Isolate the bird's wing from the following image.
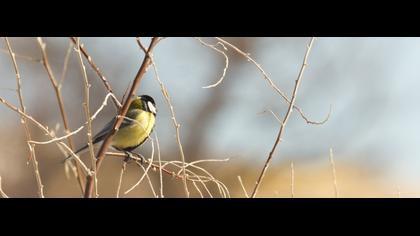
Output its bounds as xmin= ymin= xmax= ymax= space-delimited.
xmin=92 ymin=116 xmax=134 ymax=143
xmin=63 ymin=116 xmax=134 ymax=162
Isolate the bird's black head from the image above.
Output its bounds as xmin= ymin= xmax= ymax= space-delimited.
xmin=139 ymin=95 xmax=157 ymax=115
xmin=140 ymin=95 xmax=155 ymax=106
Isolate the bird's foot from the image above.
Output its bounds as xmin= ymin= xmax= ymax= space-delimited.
xmin=124 ymin=151 xmax=146 ymax=165
xmin=124 ymin=151 xmax=134 ymax=163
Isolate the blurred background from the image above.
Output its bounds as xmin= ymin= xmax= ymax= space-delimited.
xmin=0 ymin=37 xmax=419 ymax=197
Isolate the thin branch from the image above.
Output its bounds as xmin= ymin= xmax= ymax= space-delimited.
xmin=83 ymin=37 xmax=160 ymax=198
xmin=58 ymin=40 xmax=74 ymax=88
xmin=106 ymin=152 xmax=183 ymax=180
xmin=69 ymin=37 xmax=120 ymax=109
xmin=0 ymin=48 xmax=41 ymax=62
xmin=124 ymin=139 xmax=155 ymax=195
xmin=148 ymin=51 xmax=190 ymax=197
xmin=195 ymin=37 xmax=229 ymax=88
xmin=106 ymin=151 xmax=228 ymax=197
xmin=4 ymin=37 xmax=44 ymax=198
xmin=116 ymin=160 xmax=127 ymax=198
xmin=75 ymin=37 xmax=98 ymax=198
xmin=0 ymin=97 xmax=92 ymax=176
xmin=136 ymin=37 xmax=148 ymax=53
xmin=136 ymin=37 xmax=189 ymax=197
xmin=173 ymin=159 xmax=229 ymax=198
xmin=0 ymin=48 xmax=42 ymax=63
xmin=135 ymin=160 xmax=158 ymax=198
xmin=329 ymin=148 xmax=339 ymax=198
xmin=138 ymin=37 xmax=190 ymax=196
xmin=155 ymin=132 xmax=164 ymax=198
xmin=251 ymin=37 xmax=316 ymax=198
xmin=192 ymin=181 xmax=204 ymax=198
xmin=259 ymin=109 xmax=284 ymax=125
xmin=29 ymin=126 xmax=84 ymax=145
xmin=36 ymin=38 xmax=75 ymax=150
xmin=28 ymin=92 xmax=119 ymax=145
xmin=291 ymin=162 xmax=295 ymax=198
xmin=214 ymin=37 xmax=330 ymax=125
xmin=237 ymin=176 xmax=249 ymax=198
xmin=0 ymin=176 xmax=9 ymax=198
xmin=36 ymin=37 xmax=86 ymax=194
xmin=61 ymin=143 xmax=93 ymax=175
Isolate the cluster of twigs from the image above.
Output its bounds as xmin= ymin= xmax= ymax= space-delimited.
xmin=196 ymin=37 xmax=332 ymax=197
xmin=0 ymin=37 xmax=332 ymax=198
xmin=0 ymin=37 xmax=229 ymax=198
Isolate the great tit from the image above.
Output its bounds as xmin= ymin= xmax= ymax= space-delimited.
xmin=64 ymin=95 xmax=156 ymax=162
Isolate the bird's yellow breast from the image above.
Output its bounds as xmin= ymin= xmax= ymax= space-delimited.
xmin=111 ymin=110 xmax=155 ymax=150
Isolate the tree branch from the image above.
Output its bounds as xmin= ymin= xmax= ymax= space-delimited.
xmin=4 ymin=37 xmax=44 ymax=198
xmin=250 ymin=37 xmax=316 ymax=198
xmin=83 ymin=37 xmax=160 ymax=198
xmin=69 ymin=37 xmax=120 ymax=109
xmin=36 ymin=37 xmax=86 ymax=194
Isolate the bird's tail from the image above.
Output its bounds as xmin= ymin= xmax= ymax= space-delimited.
xmin=62 ymin=144 xmax=91 ymax=163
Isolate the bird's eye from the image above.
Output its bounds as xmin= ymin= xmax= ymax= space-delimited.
xmin=147 ymin=101 xmax=157 ymax=114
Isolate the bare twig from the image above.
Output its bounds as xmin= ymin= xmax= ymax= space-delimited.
xmin=136 ymin=37 xmax=148 ymax=54
xmin=124 ymin=139 xmax=155 ymax=195
xmin=69 ymin=37 xmax=120 ymax=109
xmin=29 ymin=126 xmax=84 ymax=145
xmin=291 ymin=162 xmax=295 ymax=198
xmin=0 ymin=48 xmax=41 ymax=62
xmin=84 ymin=37 xmax=160 ymax=198
xmin=75 ymin=37 xmax=98 ymax=197
xmin=237 ymin=176 xmax=249 ymax=198
xmin=0 ymin=97 xmax=92 ymax=175
xmin=155 ymin=133 xmax=164 ymax=198
xmin=259 ymin=109 xmax=284 ymax=125
xmin=36 ymin=37 xmax=86 ymax=193
xmin=251 ymin=37 xmax=316 ymax=198
xmin=29 ymin=92 xmax=119 ymax=145
xmin=135 ymin=160 xmax=158 ymax=198
xmin=36 ymin=38 xmax=75 ymax=150
xmin=195 ymin=37 xmax=229 ymax=88
xmin=91 ymin=92 xmax=122 ymax=118
xmin=106 ymin=152 xmax=183 ymax=180
xmin=58 ymin=41 xmax=74 ymax=88
xmin=147 ymin=45 xmax=190 ymax=197
xmin=106 ymin=151 xmax=228 ymax=197
xmin=214 ymin=37 xmax=330 ymax=125
xmin=192 ymin=181 xmax=204 ymax=198
xmin=0 ymin=176 xmax=9 ymax=198
xmin=329 ymin=148 xmax=339 ymax=198
xmin=173 ymin=159 xmax=229 ymax=197
xmin=4 ymin=37 xmax=44 ymax=198
xmin=116 ymin=161 xmax=127 ymax=198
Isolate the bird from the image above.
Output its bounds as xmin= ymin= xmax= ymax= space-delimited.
xmin=64 ymin=94 xmax=156 ymax=162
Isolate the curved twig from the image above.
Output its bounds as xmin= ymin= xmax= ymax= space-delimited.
xmin=251 ymin=37 xmax=316 ymax=198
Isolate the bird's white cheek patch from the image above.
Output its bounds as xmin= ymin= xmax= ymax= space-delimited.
xmin=148 ymin=101 xmax=157 ymax=114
